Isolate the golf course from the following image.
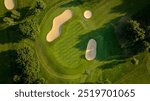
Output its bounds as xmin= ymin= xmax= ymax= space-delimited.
xmin=0 ymin=0 xmax=150 ymax=84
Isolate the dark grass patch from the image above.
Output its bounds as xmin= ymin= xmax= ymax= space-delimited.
xmin=0 ymin=50 xmax=17 ymax=84
xmin=0 ymin=25 xmax=23 ymax=44
xmin=75 ymin=18 xmax=123 ymax=61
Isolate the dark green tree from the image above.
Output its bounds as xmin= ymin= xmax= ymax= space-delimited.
xmin=30 ymin=0 xmax=46 ymax=14
xmin=19 ymin=19 xmax=40 ymax=40
xmin=128 ymin=20 xmax=145 ymax=41
xmin=13 ymin=75 xmax=21 ymax=83
xmin=3 ymin=17 xmax=15 ymax=25
xmin=34 ymin=0 xmax=46 ymax=10
xmin=16 ymin=46 xmax=40 ymax=84
xmin=11 ymin=10 xmax=21 ymax=20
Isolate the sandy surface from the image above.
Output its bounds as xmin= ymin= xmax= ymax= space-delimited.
xmin=4 ymin=0 xmax=14 ymax=10
xmin=85 ymin=39 xmax=97 ymax=61
xmin=84 ymin=10 xmax=92 ymax=19
xmin=46 ymin=9 xmax=73 ymax=42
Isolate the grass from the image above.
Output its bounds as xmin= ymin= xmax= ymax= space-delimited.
xmin=36 ymin=0 xmax=150 ymax=83
xmin=0 ymin=0 xmax=150 ymax=83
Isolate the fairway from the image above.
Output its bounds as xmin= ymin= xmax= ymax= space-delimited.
xmin=0 ymin=0 xmax=150 ymax=84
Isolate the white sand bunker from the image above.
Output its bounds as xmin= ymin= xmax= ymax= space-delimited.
xmin=85 ymin=39 xmax=97 ymax=61
xmin=4 ymin=0 xmax=15 ymax=10
xmin=46 ymin=9 xmax=73 ymax=42
xmin=84 ymin=10 xmax=92 ymax=19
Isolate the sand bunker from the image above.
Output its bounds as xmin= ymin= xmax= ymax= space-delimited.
xmin=46 ymin=9 xmax=73 ymax=42
xmin=4 ymin=0 xmax=15 ymax=10
xmin=85 ymin=39 xmax=97 ymax=61
xmin=84 ymin=10 xmax=92 ymax=19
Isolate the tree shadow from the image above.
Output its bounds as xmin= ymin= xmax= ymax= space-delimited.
xmin=113 ymin=4 xmax=150 ymax=56
xmin=96 ymin=0 xmax=150 ymax=70
xmin=60 ymin=0 xmax=84 ymax=7
xmin=0 ymin=7 xmax=31 ymax=22
xmin=99 ymin=60 xmax=126 ymax=70
xmin=110 ymin=0 xmax=150 ymax=15
xmin=16 ymin=7 xmax=32 ymax=20
xmin=60 ymin=0 xmax=101 ymax=7
xmin=0 ymin=25 xmax=23 ymax=44
xmin=0 ymin=50 xmax=17 ymax=84
xmin=74 ymin=17 xmax=126 ymax=61
xmin=131 ymin=4 xmax=150 ymax=27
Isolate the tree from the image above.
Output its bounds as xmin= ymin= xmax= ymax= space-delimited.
xmin=19 ymin=19 xmax=40 ymax=40
xmin=115 ymin=17 xmax=149 ymax=55
xmin=35 ymin=78 xmax=46 ymax=84
xmin=13 ymin=75 xmax=21 ymax=83
xmin=142 ymin=41 xmax=150 ymax=52
xmin=16 ymin=46 xmax=40 ymax=84
xmin=11 ymin=10 xmax=21 ymax=20
xmin=123 ymin=20 xmax=146 ymax=44
xmin=30 ymin=0 xmax=46 ymax=15
xmin=128 ymin=20 xmax=145 ymax=41
xmin=3 ymin=17 xmax=15 ymax=25
xmin=34 ymin=0 xmax=46 ymax=10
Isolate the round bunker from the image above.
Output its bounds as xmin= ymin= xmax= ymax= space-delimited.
xmin=84 ymin=10 xmax=92 ymax=19
xmin=46 ymin=9 xmax=73 ymax=42
xmin=85 ymin=39 xmax=97 ymax=61
xmin=4 ymin=0 xmax=15 ymax=10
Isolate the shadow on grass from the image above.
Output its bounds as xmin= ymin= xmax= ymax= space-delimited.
xmin=75 ymin=17 xmax=126 ymax=61
xmin=60 ymin=0 xmax=101 ymax=7
xmin=0 ymin=7 xmax=31 ymax=21
xmin=131 ymin=4 xmax=150 ymax=27
xmin=0 ymin=25 xmax=23 ymax=44
xmin=0 ymin=50 xmax=17 ymax=84
xmin=110 ymin=0 xmax=150 ymax=15
xmin=0 ymin=7 xmax=34 ymax=44
xmin=99 ymin=60 xmax=126 ymax=70
xmin=60 ymin=0 xmax=84 ymax=7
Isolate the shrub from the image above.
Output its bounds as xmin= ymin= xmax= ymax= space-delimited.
xmin=3 ymin=17 xmax=15 ymax=25
xmin=11 ymin=10 xmax=21 ymax=20
xmin=19 ymin=19 xmax=40 ymax=40
xmin=16 ymin=45 xmax=40 ymax=84
xmin=13 ymin=75 xmax=21 ymax=83
xmin=35 ymin=78 xmax=46 ymax=84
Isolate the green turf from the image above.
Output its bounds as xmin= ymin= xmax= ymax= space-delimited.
xmin=35 ymin=0 xmax=150 ymax=84
xmin=0 ymin=0 xmax=150 ymax=84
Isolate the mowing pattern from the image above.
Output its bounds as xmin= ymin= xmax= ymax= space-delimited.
xmin=0 ymin=0 xmax=150 ymax=84
xmin=36 ymin=0 xmax=150 ymax=83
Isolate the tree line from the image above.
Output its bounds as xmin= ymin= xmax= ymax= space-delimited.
xmin=115 ymin=13 xmax=150 ymax=56
xmin=1 ymin=0 xmax=47 ymax=84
